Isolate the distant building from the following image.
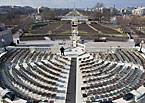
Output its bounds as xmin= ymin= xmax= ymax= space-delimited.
xmin=132 ymin=7 xmax=145 ymax=16
xmin=93 ymin=7 xmax=117 ymax=15
xmin=84 ymin=8 xmax=89 ymax=11
xmin=101 ymin=8 xmax=110 ymax=13
xmin=61 ymin=10 xmax=88 ymax=21
xmin=33 ymin=7 xmax=43 ymax=22
xmin=120 ymin=7 xmax=135 ymax=15
xmin=0 ymin=11 xmax=8 ymax=15
xmin=109 ymin=7 xmax=118 ymax=15
xmin=35 ymin=14 xmax=42 ymax=21
xmin=111 ymin=13 xmax=123 ymax=22
xmin=0 ymin=23 xmax=13 ymax=47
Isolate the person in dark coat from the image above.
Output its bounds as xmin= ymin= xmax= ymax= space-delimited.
xmin=17 ymin=40 xmax=19 ymax=44
xmin=60 ymin=46 xmax=65 ymax=56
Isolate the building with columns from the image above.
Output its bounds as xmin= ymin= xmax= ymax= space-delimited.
xmin=132 ymin=7 xmax=145 ymax=16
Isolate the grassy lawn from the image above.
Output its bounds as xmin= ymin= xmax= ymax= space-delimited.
xmin=44 ymin=21 xmax=64 ymax=24
xmin=103 ymin=33 xmax=128 ymax=37
xmin=24 ymin=32 xmax=128 ymax=37
xmin=47 ymin=31 xmax=52 ymax=34
xmin=99 ymin=23 xmax=122 ymax=33
xmin=99 ymin=22 xmax=114 ymax=25
xmin=60 ymin=31 xmax=71 ymax=34
xmin=26 ymin=22 xmax=128 ymax=37
xmin=87 ymin=24 xmax=103 ymax=35
xmin=142 ymin=26 xmax=145 ymax=33
xmin=79 ymin=31 xmax=88 ymax=34
xmin=28 ymin=22 xmax=65 ymax=32
xmin=39 ymin=21 xmax=65 ymax=24
xmin=60 ymin=31 xmax=88 ymax=34
xmin=24 ymin=33 xmax=49 ymax=36
xmin=28 ymin=24 xmax=36 ymax=32
xmin=135 ymin=26 xmax=145 ymax=33
xmin=114 ymin=28 xmax=122 ymax=33
xmin=6 ymin=25 xmax=18 ymax=27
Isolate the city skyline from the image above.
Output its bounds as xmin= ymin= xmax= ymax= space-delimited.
xmin=0 ymin=0 xmax=145 ymax=8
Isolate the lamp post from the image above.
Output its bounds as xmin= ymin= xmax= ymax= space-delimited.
xmin=139 ymin=40 xmax=144 ymax=53
xmin=1 ymin=39 xmax=7 ymax=51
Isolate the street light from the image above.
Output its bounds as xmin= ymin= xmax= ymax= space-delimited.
xmin=1 ymin=39 xmax=7 ymax=51
xmin=139 ymin=40 xmax=144 ymax=53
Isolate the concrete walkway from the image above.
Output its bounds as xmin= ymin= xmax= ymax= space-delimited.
xmin=66 ymin=58 xmax=77 ymax=103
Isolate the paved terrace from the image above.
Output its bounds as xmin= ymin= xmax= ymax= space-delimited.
xmin=16 ymin=39 xmax=145 ymax=48
xmin=13 ymin=40 xmax=145 ymax=54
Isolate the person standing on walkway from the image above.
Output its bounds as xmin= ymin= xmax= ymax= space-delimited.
xmin=60 ymin=46 xmax=65 ymax=56
xmin=17 ymin=40 xmax=20 ymax=44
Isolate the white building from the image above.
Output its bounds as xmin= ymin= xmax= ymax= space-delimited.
xmin=132 ymin=7 xmax=145 ymax=16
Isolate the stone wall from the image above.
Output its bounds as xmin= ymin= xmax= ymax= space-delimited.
xmin=0 ymin=30 xmax=13 ymax=47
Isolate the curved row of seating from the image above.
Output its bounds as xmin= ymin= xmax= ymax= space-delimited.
xmin=80 ymin=60 xmax=105 ymax=70
xmin=0 ymin=48 xmax=71 ymax=102
xmin=103 ymin=50 xmax=145 ymax=67
xmin=7 ymin=48 xmax=52 ymax=64
xmin=79 ymin=51 xmax=145 ymax=103
xmin=83 ymin=64 xmax=123 ymax=83
xmin=4 ymin=66 xmax=50 ymax=102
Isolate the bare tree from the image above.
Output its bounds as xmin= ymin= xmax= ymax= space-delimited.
xmin=93 ymin=2 xmax=104 ymax=9
xmin=90 ymin=11 xmax=103 ymax=22
xmin=90 ymin=3 xmax=108 ymax=22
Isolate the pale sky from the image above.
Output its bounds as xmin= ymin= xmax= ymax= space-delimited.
xmin=0 ymin=0 xmax=145 ymax=8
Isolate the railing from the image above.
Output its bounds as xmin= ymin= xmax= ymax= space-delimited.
xmin=0 ymin=23 xmax=5 ymax=28
xmin=86 ymin=47 xmax=139 ymax=53
xmin=0 ymin=29 xmax=11 ymax=35
xmin=0 ymin=46 xmax=141 ymax=54
xmin=136 ymin=93 xmax=145 ymax=103
xmin=7 ymin=46 xmax=59 ymax=53
xmin=77 ymin=43 xmax=85 ymax=49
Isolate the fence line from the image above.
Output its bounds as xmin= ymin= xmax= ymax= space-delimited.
xmin=86 ymin=47 xmax=139 ymax=53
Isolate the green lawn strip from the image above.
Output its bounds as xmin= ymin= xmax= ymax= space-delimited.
xmin=135 ymin=26 xmax=145 ymax=33
xmin=135 ymin=26 xmax=140 ymax=31
xmin=103 ymin=33 xmax=128 ymax=37
xmin=79 ymin=31 xmax=88 ymax=34
xmin=24 ymin=33 xmax=49 ymax=36
xmin=114 ymin=28 xmax=123 ymax=33
xmin=47 ymin=31 xmax=52 ymax=34
xmin=28 ymin=24 xmax=37 ymax=32
xmin=60 ymin=31 xmax=88 ymax=34
xmin=29 ymin=22 xmax=64 ymax=32
xmin=6 ymin=25 xmax=18 ymax=27
xmin=141 ymin=31 xmax=145 ymax=34
xmin=40 ymin=21 xmax=64 ymax=24
xmin=142 ymin=26 xmax=145 ymax=29
xmin=50 ymin=21 xmax=64 ymax=24
xmin=99 ymin=22 xmax=113 ymax=25
xmin=34 ymin=21 xmax=64 ymax=24
xmin=60 ymin=31 xmax=71 ymax=34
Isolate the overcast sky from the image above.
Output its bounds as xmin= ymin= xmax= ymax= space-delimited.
xmin=0 ymin=0 xmax=145 ymax=8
